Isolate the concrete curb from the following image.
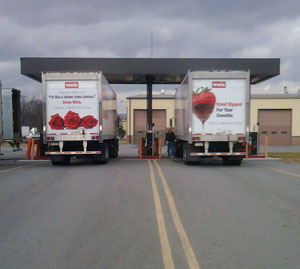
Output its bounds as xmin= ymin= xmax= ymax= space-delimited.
xmin=244 ymin=158 xmax=280 ymax=161
xmin=17 ymin=160 xmax=50 ymax=162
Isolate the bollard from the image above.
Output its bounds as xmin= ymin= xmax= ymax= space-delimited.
xmin=36 ymin=141 xmax=40 ymax=159
xmin=26 ymin=138 xmax=33 ymax=160
xmin=158 ymin=138 xmax=162 ymax=159
xmin=26 ymin=138 xmax=42 ymax=160
xmin=245 ymin=143 xmax=249 ymax=158
xmin=139 ymin=137 xmax=143 ymax=159
xmin=264 ymin=136 xmax=268 ymax=158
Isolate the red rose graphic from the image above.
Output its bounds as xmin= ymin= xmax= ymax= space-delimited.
xmin=80 ymin=115 xmax=98 ymax=129
xmin=48 ymin=113 xmax=64 ymax=129
xmin=64 ymin=111 xmax=81 ymax=129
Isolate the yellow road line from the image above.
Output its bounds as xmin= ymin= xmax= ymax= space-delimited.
xmin=0 ymin=162 xmax=43 ymax=173
xmin=262 ymin=166 xmax=300 ymax=178
xmin=154 ymin=160 xmax=200 ymax=269
xmin=148 ymin=160 xmax=174 ymax=269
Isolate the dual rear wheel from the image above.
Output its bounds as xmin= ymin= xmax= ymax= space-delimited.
xmin=92 ymin=143 xmax=109 ymax=164
xmin=182 ymin=143 xmax=243 ymax=166
xmin=50 ymin=155 xmax=70 ymax=165
xmin=50 ymin=142 xmax=112 ymax=165
xmin=222 ymin=157 xmax=242 ymax=166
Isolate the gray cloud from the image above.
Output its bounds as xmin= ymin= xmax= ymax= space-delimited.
xmin=1 ymin=0 xmax=300 ymax=112
xmin=2 ymin=0 xmax=299 ymax=28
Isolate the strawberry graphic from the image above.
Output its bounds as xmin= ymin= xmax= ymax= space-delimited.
xmin=192 ymin=87 xmax=216 ymax=129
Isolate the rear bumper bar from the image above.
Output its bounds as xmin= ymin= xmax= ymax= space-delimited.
xmin=46 ymin=151 xmax=101 ymax=155
xmin=190 ymin=152 xmax=246 ymax=156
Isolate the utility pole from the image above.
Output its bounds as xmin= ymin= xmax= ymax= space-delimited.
xmin=150 ymin=32 xmax=153 ymax=58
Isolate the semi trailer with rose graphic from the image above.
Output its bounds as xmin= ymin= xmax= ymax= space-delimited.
xmin=174 ymin=70 xmax=250 ymax=165
xmin=42 ymin=72 xmax=119 ymax=165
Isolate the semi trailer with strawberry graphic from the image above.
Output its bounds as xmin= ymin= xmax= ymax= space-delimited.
xmin=174 ymin=70 xmax=250 ymax=165
xmin=42 ymin=72 xmax=119 ymax=165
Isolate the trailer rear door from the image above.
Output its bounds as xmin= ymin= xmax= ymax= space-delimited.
xmin=192 ymin=78 xmax=247 ymax=135
xmin=46 ymin=80 xmax=99 ymax=136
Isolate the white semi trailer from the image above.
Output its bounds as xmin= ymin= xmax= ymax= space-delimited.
xmin=42 ymin=72 xmax=119 ymax=165
xmin=174 ymin=70 xmax=250 ymax=165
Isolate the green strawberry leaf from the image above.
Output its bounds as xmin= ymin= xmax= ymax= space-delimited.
xmin=201 ymin=87 xmax=212 ymax=93
xmin=193 ymin=87 xmax=212 ymax=94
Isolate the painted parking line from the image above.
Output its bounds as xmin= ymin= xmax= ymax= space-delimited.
xmin=0 ymin=162 xmax=43 ymax=174
xmin=154 ymin=160 xmax=200 ymax=269
xmin=262 ymin=166 xmax=300 ymax=178
xmin=148 ymin=160 xmax=174 ymax=269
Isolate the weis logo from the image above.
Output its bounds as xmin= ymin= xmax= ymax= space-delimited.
xmin=212 ymin=81 xmax=226 ymax=88
xmin=65 ymin=82 xmax=79 ymax=88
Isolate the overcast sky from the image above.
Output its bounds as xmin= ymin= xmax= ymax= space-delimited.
xmin=1 ymin=0 xmax=300 ymax=113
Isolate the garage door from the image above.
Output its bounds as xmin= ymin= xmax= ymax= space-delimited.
xmin=152 ymin=110 xmax=166 ymax=130
xmin=134 ymin=110 xmax=147 ymax=131
xmin=134 ymin=109 xmax=166 ymax=131
xmin=258 ymin=109 xmax=292 ymax=145
xmin=134 ymin=109 xmax=166 ymax=144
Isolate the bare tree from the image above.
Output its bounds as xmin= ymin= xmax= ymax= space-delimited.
xmin=21 ymin=96 xmax=43 ymax=131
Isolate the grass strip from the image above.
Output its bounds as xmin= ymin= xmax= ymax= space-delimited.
xmin=268 ymin=152 xmax=300 ymax=163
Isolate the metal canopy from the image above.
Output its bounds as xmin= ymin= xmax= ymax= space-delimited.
xmin=20 ymin=57 xmax=280 ymax=153
xmin=20 ymin=57 xmax=280 ymax=85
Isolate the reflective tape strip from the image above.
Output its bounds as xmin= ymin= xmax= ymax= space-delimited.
xmin=46 ymin=151 xmax=101 ymax=155
xmin=190 ymin=152 xmax=246 ymax=156
xmin=45 ymin=152 xmax=60 ymax=155
xmin=86 ymin=151 xmax=101 ymax=154
xmin=192 ymin=133 xmax=245 ymax=136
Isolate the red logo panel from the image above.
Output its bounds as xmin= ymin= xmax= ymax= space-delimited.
xmin=65 ymin=82 xmax=79 ymax=88
xmin=212 ymin=81 xmax=226 ymax=88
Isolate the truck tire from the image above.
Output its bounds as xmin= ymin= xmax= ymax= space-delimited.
xmin=183 ymin=143 xmax=192 ymax=165
xmin=51 ymin=156 xmax=61 ymax=165
xmin=49 ymin=146 xmax=70 ymax=165
xmin=112 ymin=146 xmax=119 ymax=158
xmin=93 ymin=143 xmax=109 ymax=164
xmin=222 ymin=157 xmax=242 ymax=166
xmin=50 ymin=155 xmax=70 ymax=165
xmin=39 ymin=132 xmax=47 ymax=157
xmin=222 ymin=157 xmax=229 ymax=165
xmin=175 ymin=141 xmax=183 ymax=158
xmin=109 ymin=140 xmax=119 ymax=158
xmin=230 ymin=160 xmax=242 ymax=166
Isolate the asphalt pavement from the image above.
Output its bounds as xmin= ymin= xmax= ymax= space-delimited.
xmin=0 ymin=145 xmax=300 ymax=268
